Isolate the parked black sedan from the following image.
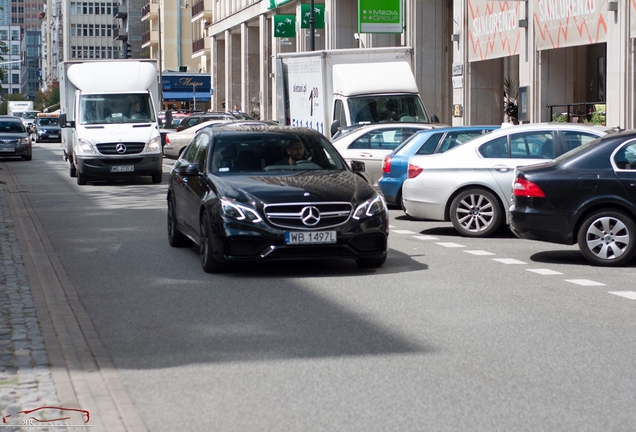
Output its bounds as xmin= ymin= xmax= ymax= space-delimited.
xmin=167 ymin=125 xmax=389 ymax=273
xmin=509 ymin=129 xmax=636 ymax=267
xmin=0 ymin=115 xmax=32 ymax=160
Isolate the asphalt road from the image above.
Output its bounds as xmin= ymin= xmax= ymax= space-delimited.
xmin=4 ymin=143 xmax=636 ymax=431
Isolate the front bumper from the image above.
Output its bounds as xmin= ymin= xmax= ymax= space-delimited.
xmin=76 ymin=154 xmax=163 ymax=177
xmin=213 ymin=213 xmax=389 ymax=263
xmin=0 ymin=142 xmax=32 ymax=157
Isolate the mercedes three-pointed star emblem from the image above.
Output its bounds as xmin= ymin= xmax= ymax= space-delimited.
xmin=300 ymin=206 xmax=321 ymax=226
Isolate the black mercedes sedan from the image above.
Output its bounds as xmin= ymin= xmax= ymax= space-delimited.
xmin=167 ymin=125 xmax=389 ymax=273
xmin=509 ymin=129 xmax=636 ymax=267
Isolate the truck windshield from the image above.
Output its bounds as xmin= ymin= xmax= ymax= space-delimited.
xmin=79 ymin=94 xmax=156 ymax=125
xmin=348 ymin=95 xmax=429 ymax=124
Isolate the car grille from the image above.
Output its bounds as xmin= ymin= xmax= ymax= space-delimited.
xmin=95 ymin=142 xmax=146 ymax=155
xmin=263 ymin=202 xmax=352 ymax=229
xmin=0 ymin=139 xmax=19 ymax=145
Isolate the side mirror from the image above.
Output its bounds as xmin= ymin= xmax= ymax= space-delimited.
xmin=330 ymin=120 xmax=340 ymax=137
xmin=350 ymin=160 xmax=365 ymax=173
xmin=430 ymin=114 xmax=440 ymax=124
xmin=58 ymin=113 xmax=66 ymax=127
xmin=184 ymin=163 xmax=201 ymax=176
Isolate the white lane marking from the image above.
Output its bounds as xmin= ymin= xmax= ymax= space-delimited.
xmin=464 ymin=250 xmax=495 ymax=256
xmin=609 ymin=291 xmax=636 ymax=300
xmin=526 ymin=269 xmax=564 ymax=275
xmin=413 ymin=235 xmax=439 ymax=241
xmin=393 ymin=230 xmax=417 ymax=235
xmin=492 ymin=258 xmax=527 ymax=264
xmin=565 ymin=279 xmax=606 ymax=286
xmin=436 ymin=242 xmax=466 ymax=248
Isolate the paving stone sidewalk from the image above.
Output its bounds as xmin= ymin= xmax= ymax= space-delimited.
xmin=0 ymin=182 xmax=63 ymax=431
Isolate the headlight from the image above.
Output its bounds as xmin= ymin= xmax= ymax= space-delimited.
xmin=353 ymin=194 xmax=387 ymax=220
xmin=221 ymin=198 xmax=262 ymax=223
xmin=145 ymin=136 xmax=161 ymax=152
xmin=19 ymin=137 xmax=31 ymax=145
xmin=77 ymin=138 xmax=96 ymax=154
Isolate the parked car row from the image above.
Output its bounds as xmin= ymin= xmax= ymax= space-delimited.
xmin=164 ymin=119 xmax=636 ymax=271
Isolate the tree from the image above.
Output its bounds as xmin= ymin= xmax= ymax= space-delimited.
xmin=35 ymin=82 xmax=60 ymax=111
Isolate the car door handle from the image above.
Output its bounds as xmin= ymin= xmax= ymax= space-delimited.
xmin=358 ymin=152 xmax=373 ymax=157
xmin=493 ymin=165 xmax=512 ymax=172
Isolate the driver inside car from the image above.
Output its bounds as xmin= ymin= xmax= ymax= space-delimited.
xmin=275 ymin=140 xmax=306 ymax=165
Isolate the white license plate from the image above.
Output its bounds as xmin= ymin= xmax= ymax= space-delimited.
xmin=50 ymin=135 xmax=59 ymax=138
xmin=110 ymin=165 xmax=134 ymax=172
xmin=285 ymin=231 xmax=337 ymax=245
xmin=0 ymin=147 xmax=15 ymax=153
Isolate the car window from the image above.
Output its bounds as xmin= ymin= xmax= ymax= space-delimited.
xmin=562 ymin=131 xmax=600 ymax=152
xmin=613 ymin=142 xmax=636 ymax=170
xmin=509 ymin=132 xmax=554 ymax=159
xmin=181 ymin=135 xmax=200 ymax=162
xmin=351 ymin=128 xmax=405 ymax=150
xmin=414 ymin=133 xmax=443 ymax=155
xmin=480 ymin=136 xmax=509 ymax=158
xmin=211 ymin=132 xmax=346 ymax=174
xmin=193 ymin=133 xmax=210 ymax=169
xmin=438 ymin=131 xmax=486 ymax=153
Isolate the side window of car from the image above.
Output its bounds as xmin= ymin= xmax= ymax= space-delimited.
xmin=350 ymin=133 xmax=371 ymax=149
xmin=562 ymin=131 xmax=600 ymax=152
xmin=181 ymin=135 xmax=200 ymax=162
xmin=372 ymin=128 xmax=404 ymax=150
xmin=193 ymin=133 xmax=210 ymax=170
xmin=439 ymin=131 xmax=482 ymax=153
xmin=613 ymin=143 xmax=636 ymax=170
xmin=479 ymin=136 xmax=509 ymax=158
xmin=509 ymin=132 xmax=554 ymax=159
xmin=415 ymin=133 xmax=443 ymax=155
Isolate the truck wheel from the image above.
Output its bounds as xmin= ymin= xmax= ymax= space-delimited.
xmin=77 ymin=171 xmax=87 ymax=185
xmin=151 ymin=172 xmax=162 ymax=184
xmin=69 ymin=162 xmax=77 ymax=178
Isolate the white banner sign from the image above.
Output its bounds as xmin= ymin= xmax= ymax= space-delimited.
xmin=468 ymin=0 xmax=522 ymax=62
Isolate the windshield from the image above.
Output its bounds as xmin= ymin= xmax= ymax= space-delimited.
xmin=79 ymin=94 xmax=156 ymax=125
xmin=21 ymin=111 xmax=39 ymax=119
xmin=210 ymin=131 xmax=347 ymax=174
xmin=347 ymin=95 xmax=429 ymax=124
xmin=36 ymin=118 xmax=59 ymax=126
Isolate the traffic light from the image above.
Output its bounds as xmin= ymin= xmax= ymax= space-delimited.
xmin=122 ymin=42 xmax=131 ymax=59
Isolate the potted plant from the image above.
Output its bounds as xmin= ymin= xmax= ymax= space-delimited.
xmin=503 ymin=78 xmax=518 ymax=124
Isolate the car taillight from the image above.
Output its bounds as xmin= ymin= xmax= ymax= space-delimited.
xmin=407 ymin=164 xmax=423 ymax=179
xmin=382 ymin=156 xmax=392 ymax=173
xmin=513 ymin=177 xmax=545 ymax=198
xmin=165 ymin=135 xmax=171 ymax=144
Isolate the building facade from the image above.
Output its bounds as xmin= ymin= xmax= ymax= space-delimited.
xmin=208 ymin=0 xmax=635 ymax=130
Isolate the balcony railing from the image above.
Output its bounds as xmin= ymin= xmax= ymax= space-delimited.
xmin=113 ymin=27 xmax=128 ymax=41
xmin=546 ymin=102 xmax=606 ymax=124
xmin=192 ymin=0 xmax=205 ymax=17
xmin=192 ymin=37 xmax=204 ymax=53
xmin=113 ymin=6 xmax=127 ymax=19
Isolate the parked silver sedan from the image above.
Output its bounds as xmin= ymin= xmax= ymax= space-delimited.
xmin=402 ymin=123 xmax=613 ymax=237
xmin=331 ymin=122 xmax=446 ymax=186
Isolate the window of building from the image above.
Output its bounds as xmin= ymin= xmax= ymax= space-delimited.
xmin=11 ymin=30 xmax=19 ymax=41
xmin=12 ymin=73 xmax=19 ymax=84
xmin=71 ymin=2 xmax=77 ymax=14
xmin=71 ymin=24 xmax=77 ymax=36
xmin=88 ymin=24 xmax=94 ymax=36
xmin=82 ymin=2 xmax=88 ymax=14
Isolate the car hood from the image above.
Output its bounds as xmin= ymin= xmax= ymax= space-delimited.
xmin=211 ymin=170 xmax=377 ymax=205
xmin=0 ymin=133 xmax=29 ymax=140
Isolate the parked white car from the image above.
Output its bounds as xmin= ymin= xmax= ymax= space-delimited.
xmin=402 ymin=123 xmax=613 ymax=237
xmin=163 ymin=119 xmax=234 ymax=159
xmin=331 ymin=122 xmax=445 ymax=186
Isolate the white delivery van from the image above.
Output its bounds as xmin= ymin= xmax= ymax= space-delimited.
xmin=276 ymin=47 xmax=442 ymax=139
xmin=58 ymin=60 xmax=163 ymax=185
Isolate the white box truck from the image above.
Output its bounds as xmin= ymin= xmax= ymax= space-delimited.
xmin=8 ymin=101 xmax=35 ymax=117
xmin=276 ymin=47 xmax=441 ymax=139
xmin=58 ymin=60 xmax=163 ymax=185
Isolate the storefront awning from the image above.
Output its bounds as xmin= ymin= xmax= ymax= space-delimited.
xmin=162 ymin=91 xmax=211 ymax=102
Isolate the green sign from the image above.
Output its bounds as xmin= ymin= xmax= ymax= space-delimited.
xmin=300 ymin=4 xmax=325 ymax=29
xmin=268 ymin=0 xmax=293 ymax=9
xmin=358 ymin=0 xmax=402 ymax=34
xmin=274 ymin=15 xmax=296 ymax=38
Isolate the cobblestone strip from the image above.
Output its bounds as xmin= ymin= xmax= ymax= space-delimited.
xmin=0 ymin=182 xmax=63 ymax=431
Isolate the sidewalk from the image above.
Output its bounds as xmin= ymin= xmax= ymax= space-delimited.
xmin=0 ymin=162 xmax=147 ymax=431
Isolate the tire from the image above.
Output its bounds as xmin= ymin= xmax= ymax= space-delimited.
xmin=69 ymin=162 xmax=77 ymax=178
xmin=356 ymin=255 xmax=387 ymax=268
xmin=77 ymin=171 xmax=87 ymax=185
xmin=151 ymin=172 xmax=162 ymax=184
xmin=199 ymin=212 xmax=227 ymax=273
xmin=577 ymin=210 xmax=636 ymax=267
xmin=22 ymin=155 xmax=32 ymax=161
xmin=449 ymin=188 xmax=503 ymax=238
xmin=167 ymin=196 xmax=192 ymax=247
